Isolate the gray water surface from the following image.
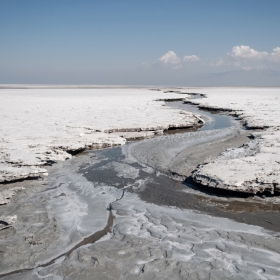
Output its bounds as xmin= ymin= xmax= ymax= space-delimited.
xmin=167 ymin=101 xmax=234 ymax=131
xmin=79 ymin=100 xmax=280 ymax=232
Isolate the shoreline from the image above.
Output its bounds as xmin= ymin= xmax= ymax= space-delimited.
xmin=1 ymin=89 xmax=278 ymax=209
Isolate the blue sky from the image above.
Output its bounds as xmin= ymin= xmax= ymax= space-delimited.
xmin=1 ymin=0 xmax=280 ymax=85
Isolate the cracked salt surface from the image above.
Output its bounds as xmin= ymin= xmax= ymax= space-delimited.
xmin=1 ymin=87 xmax=280 ymax=279
xmin=0 ymin=153 xmax=122 ymax=276
xmin=0 ymin=88 xmax=201 ymax=184
xmin=16 ymin=126 xmax=276 ymax=279
xmin=186 ymin=87 xmax=280 ymax=194
xmin=9 ymin=189 xmax=280 ymax=280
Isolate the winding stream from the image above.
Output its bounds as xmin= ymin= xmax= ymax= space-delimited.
xmin=1 ymin=100 xmax=280 ymax=279
xmin=80 ymin=101 xmax=280 ymax=232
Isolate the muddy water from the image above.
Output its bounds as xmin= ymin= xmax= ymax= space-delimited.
xmin=80 ymin=102 xmax=280 ymax=233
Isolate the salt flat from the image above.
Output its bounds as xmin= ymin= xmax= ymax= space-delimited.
xmin=1 ymin=87 xmax=279 ymax=195
xmin=10 ymin=195 xmax=280 ymax=280
xmin=1 ymin=87 xmax=280 ymax=279
xmin=0 ymin=88 xmax=201 ymax=185
xmin=186 ymin=87 xmax=280 ymax=194
xmin=2 ymin=144 xmax=279 ymax=280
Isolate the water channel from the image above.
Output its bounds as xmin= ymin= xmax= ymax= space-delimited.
xmin=1 ymin=100 xmax=280 ymax=279
xmin=79 ymin=101 xmax=280 ymax=232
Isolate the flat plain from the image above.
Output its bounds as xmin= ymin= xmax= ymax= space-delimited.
xmin=0 ymin=87 xmax=279 ymax=279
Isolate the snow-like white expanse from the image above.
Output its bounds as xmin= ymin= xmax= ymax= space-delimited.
xmin=0 ymin=88 xmax=200 ymax=184
xmin=187 ymin=87 xmax=280 ymax=129
xmin=1 ymin=86 xmax=280 ymax=279
xmin=1 ymin=87 xmax=279 ymax=194
xmin=187 ymin=87 xmax=280 ymax=194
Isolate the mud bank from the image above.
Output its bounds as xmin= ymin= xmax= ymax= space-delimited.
xmin=3 ymin=150 xmax=279 ymax=280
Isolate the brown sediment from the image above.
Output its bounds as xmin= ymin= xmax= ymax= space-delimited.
xmin=163 ymin=124 xmax=204 ymax=134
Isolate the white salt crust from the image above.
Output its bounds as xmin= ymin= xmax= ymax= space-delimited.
xmin=186 ymin=87 xmax=280 ymax=193
xmin=0 ymin=88 xmax=200 ymax=185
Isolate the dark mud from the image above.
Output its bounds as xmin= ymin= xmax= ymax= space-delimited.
xmin=80 ymin=144 xmax=280 ymax=232
xmin=79 ymin=101 xmax=280 ymax=233
xmin=0 ymin=211 xmax=114 ymax=279
xmin=139 ymin=176 xmax=280 ymax=232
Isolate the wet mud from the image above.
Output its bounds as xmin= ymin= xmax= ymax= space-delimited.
xmin=80 ymin=101 xmax=280 ymax=233
xmin=0 ymin=212 xmax=113 ymax=278
xmin=81 ymin=145 xmax=280 ymax=233
xmin=140 ymin=176 xmax=280 ymax=232
xmin=1 ymin=99 xmax=279 ymax=279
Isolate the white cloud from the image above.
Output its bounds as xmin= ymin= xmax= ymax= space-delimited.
xmin=272 ymin=47 xmax=280 ymax=56
xmin=159 ymin=51 xmax=180 ymax=64
xmin=271 ymin=47 xmax=280 ymax=62
xmin=228 ymin=45 xmax=268 ymax=59
xmin=183 ymin=55 xmax=200 ymax=62
xmin=211 ymin=58 xmax=224 ymax=66
xmin=173 ymin=64 xmax=183 ymax=69
xmin=153 ymin=45 xmax=280 ymax=73
xmin=242 ymin=66 xmax=253 ymax=71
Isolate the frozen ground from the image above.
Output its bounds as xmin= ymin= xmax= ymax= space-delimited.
xmin=0 ymin=88 xmax=202 ymax=185
xmin=185 ymin=88 xmax=280 ymax=194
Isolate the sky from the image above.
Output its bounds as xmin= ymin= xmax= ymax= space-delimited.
xmin=1 ymin=0 xmax=280 ymax=86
